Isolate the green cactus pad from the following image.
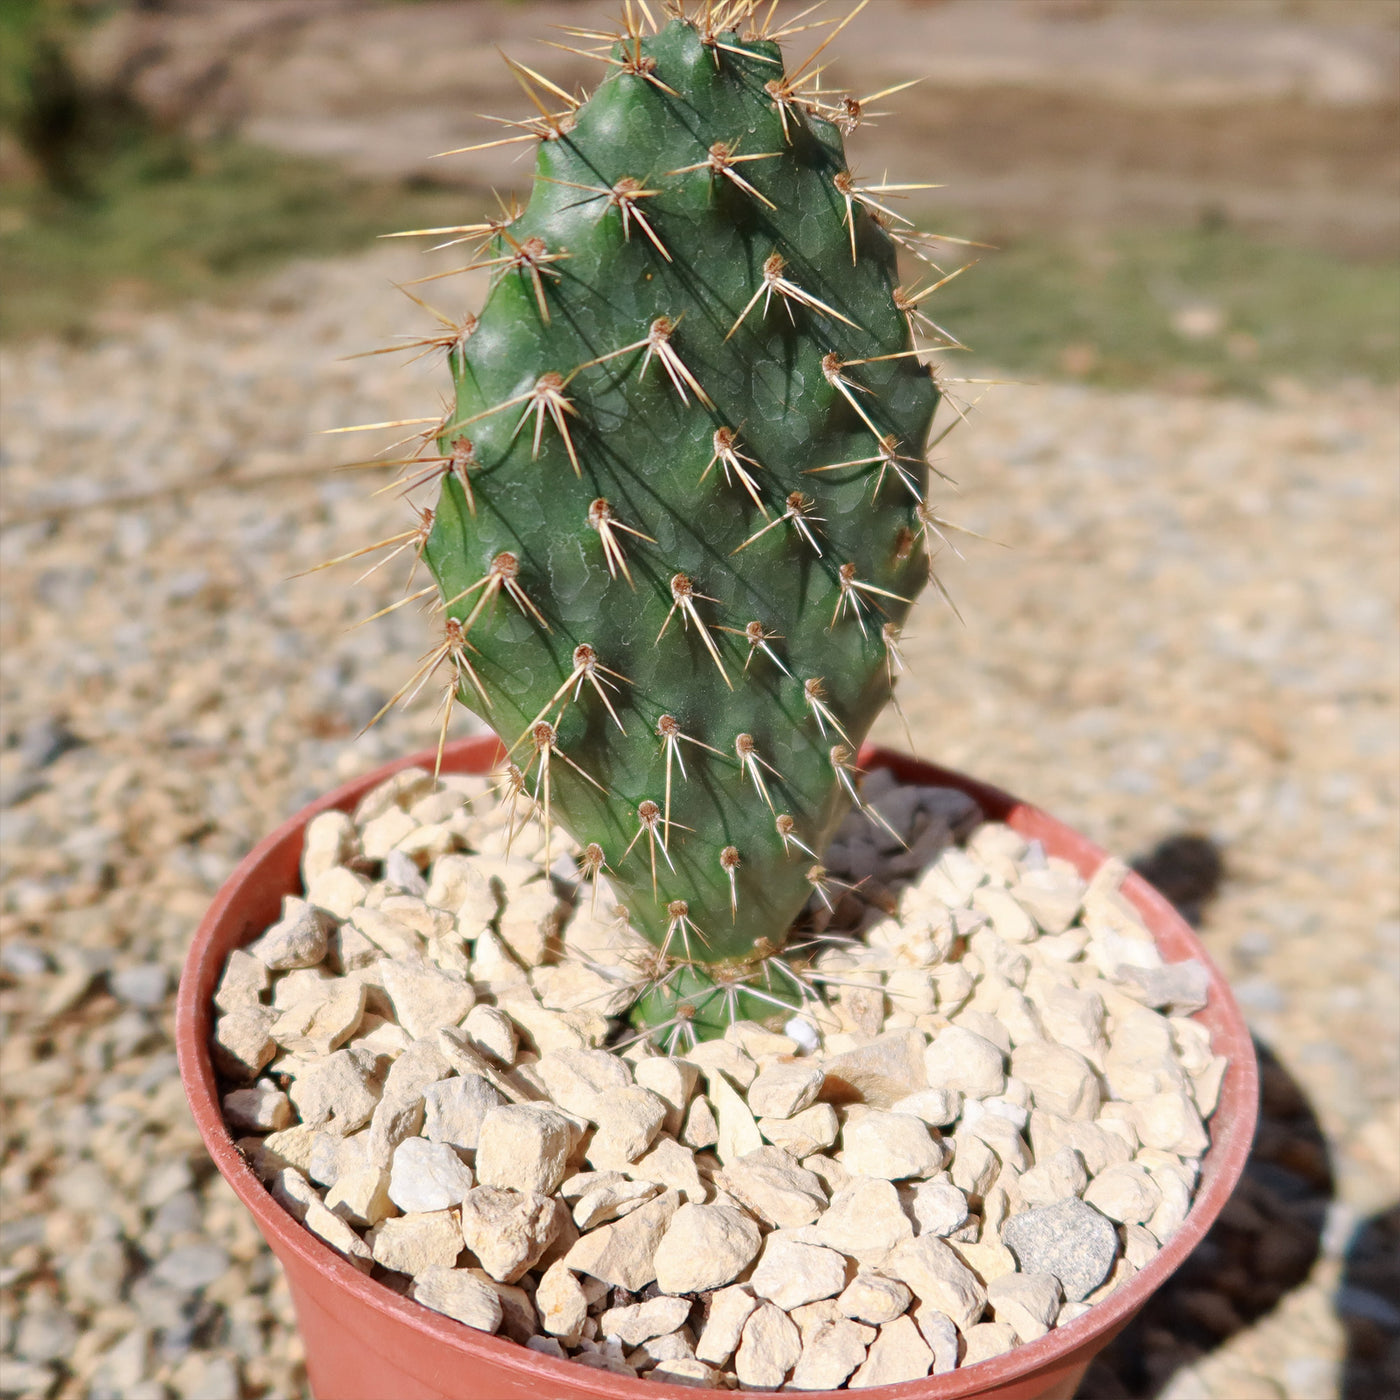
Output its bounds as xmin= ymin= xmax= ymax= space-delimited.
xmin=418 ymin=14 xmax=940 ymax=1019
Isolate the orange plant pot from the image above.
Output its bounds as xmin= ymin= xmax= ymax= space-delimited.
xmin=178 ymin=735 xmax=1258 ymax=1400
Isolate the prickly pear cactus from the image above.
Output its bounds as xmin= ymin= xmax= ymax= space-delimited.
xmin=389 ymin=5 xmax=945 ymax=1037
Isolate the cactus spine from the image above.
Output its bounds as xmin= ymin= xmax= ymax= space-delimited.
xmin=378 ymin=2 xmax=946 ymax=1040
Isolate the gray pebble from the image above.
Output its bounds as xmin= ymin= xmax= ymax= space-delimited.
xmin=150 ymin=1242 xmax=231 ymax=1294
xmin=109 ymin=964 xmax=170 ymax=1008
xmin=1002 ymin=1198 xmax=1120 ymax=1302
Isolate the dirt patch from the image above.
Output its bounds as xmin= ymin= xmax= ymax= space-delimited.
xmin=84 ymin=0 xmax=1400 ymax=257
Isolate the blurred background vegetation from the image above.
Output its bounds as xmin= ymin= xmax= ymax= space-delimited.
xmin=1 ymin=0 xmax=1396 ymax=396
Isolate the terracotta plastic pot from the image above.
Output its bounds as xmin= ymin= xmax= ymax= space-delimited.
xmin=177 ymin=735 xmax=1259 ymax=1400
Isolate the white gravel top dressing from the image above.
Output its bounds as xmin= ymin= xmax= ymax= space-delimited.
xmin=215 ymin=763 xmax=1224 ymax=1390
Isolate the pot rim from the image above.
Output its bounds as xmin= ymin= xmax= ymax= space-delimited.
xmin=177 ymin=734 xmax=1259 ymax=1399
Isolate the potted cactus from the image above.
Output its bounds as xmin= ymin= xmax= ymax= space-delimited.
xmin=178 ymin=4 xmax=1258 ymax=1397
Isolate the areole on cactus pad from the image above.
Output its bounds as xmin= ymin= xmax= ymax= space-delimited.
xmin=370 ymin=1 xmax=955 ymax=1038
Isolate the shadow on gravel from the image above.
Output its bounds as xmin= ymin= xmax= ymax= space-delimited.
xmin=1079 ymin=1040 xmax=1334 ymax=1398
xmin=1339 ymin=1203 xmax=1400 ymax=1400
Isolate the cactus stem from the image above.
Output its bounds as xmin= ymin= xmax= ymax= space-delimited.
xmin=444 ymin=550 xmax=552 ymax=634
xmin=521 ymin=718 xmax=607 ymax=864
xmin=719 ymin=846 xmax=741 ymax=918
xmin=623 ymin=799 xmax=682 ymax=897
xmin=657 ymin=714 xmax=725 ymax=843
xmin=775 ymin=812 xmax=816 ymax=859
xmin=579 ymin=841 xmax=610 ymax=914
xmin=583 ymin=316 xmax=713 ymax=407
xmin=658 ymin=574 xmax=733 ymax=689
xmin=802 ymin=677 xmax=852 ymax=744
xmin=734 ymin=733 xmax=779 ymax=812
xmin=718 ymin=619 xmax=790 ymax=674
xmin=701 ymin=428 xmax=769 ymax=515
xmin=819 ymin=352 xmax=885 ymax=440
xmin=728 ymin=252 xmax=858 ymax=340
xmin=731 ymin=490 xmax=824 ymax=556
xmin=670 ymin=142 xmax=781 ymax=211
xmin=587 ymin=498 xmax=655 ymax=588
xmin=662 ymin=900 xmax=709 ymax=959
xmin=832 ymin=561 xmax=910 ymax=635
xmin=522 ymin=643 xmax=631 ymax=740
xmin=537 ymin=175 xmax=673 ymax=261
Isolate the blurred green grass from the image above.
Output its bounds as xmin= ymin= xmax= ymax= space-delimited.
xmin=1 ymin=134 xmax=1396 ymax=396
xmin=0 ymin=137 xmax=471 ymax=341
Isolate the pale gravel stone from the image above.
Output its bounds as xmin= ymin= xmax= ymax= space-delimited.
xmin=1011 ymin=1040 xmax=1102 ymax=1120
xmin=987 ymin=1270 xmax=1062 ymax=1341
xmin=811 ymin=1177 xmax=913 ymax=1264
xmin=961 ymin=1320 xmax=1021 ymax=1366
xmin=632 ymin=1057 xmax=700 ymax=1137
xmin=307 ymin=866 xmax=373 ymax=922
xmin=838 ymin=1270 xmax=913 ymax=1325
xmin=475 ymin=1103 xmax=578 ymax=1196
xmin=536 ymin=1047 xmax=632 ymax=1120
xmin=734 ymin=1302 xmax=801 ymax=1389
xmin=1083 ymin=1162 xmax=1163 ymax=1224
xmin=788 ymin=1318 xmax=876 ymax=1390
xmin=890 ymin=1087 xmax=963 ymax=1127
xmin=286 ymin=1047 xmax=383 ymax=1132
xmin=757 ymin=1102 xmax=840 ymax=1158
xmin=746 ymin=1059 xmax=825 ymax=1119
xmin=749 ymin=1236 xmax=848 ymax=1310
xmin=222 ymin=1082 xmax=294 ymax=1133
xmin=1010 ymin=867 xmax=1082 ymax=934
xmin=820 ymin=1029 xmax=929 ymax=1107
xmin=460 ymin=1004 xmax=518 ymax=1066
xmin=649 ymin=1357 xmax=720 ymax=1387
xmin=377 ymin=957 xmax=475 ymax=1040
xmin=924 ymin=1026 xmax=1006 ymax=1098
xmin=683 ymin=1039 xmax=757 ymax=1088
xmin=302 ymin=1198 xmax=374 ymax=1272
xmin=458 ymin=1186 xmax=564 ymax=1283
xmin=366 ymin=1089 xmax=425 ymax=1169
xmin=381 ymin=1036 xmax=454 ymax=1101
xmin=368 ymin=1209 xmax=462 ymax=1275
xmin=904 ymin=1178 xmax=970 ymax=1237
xmin=269 ymin=1167 xmax=320 ymax=1223
xmin=707 ymin=1069 xmax=763 ymax=1165
xmin=212 ymin=1007 xmax=278 ymax=1080
xmin=1018 ymin=1145 xmax=1090 ymax=1207
xmin=680 ymin=1094 xmax=719 ymax=1150
xmin=883 ymin=1235 xmax=987 ymax=1332
xmin=848 ymin=1314 xmax=933 ymax=1388
xmin=652 ymin=1201 xmax=761 ymax=1294
xmin=585 ymin=1086 xmax=667 ymax=1167
xmin=694 ymin=1285 xmax=757 ymax=1366
xmin=422 ymin=1074 xmax=504 ymax=1151
xmin=412 ymin=1267 xmax=503 ymax=1333
xmin=213 ymin=949 xmax=270 ymax=1013
xmin=948 ymin=1133 xmax=1000 ymax=1198
xmin=270 ymin=978 xmax=368 ymax=1056
xmin=599 ymin=1295 xmax=693 ymax=1346
xmin=247 ymin=896 xmax=332 ymax=970
xmin=571 ymin=1176 xmax=660 ymax=1229
xmin=536 ymin=1259 xmax=589 ymax=1341
xmin=715 ymin=1146 xmax=826 ymax=1228
xmin=912 ymin=1304 xmax=960 ymax=1374
xmin=1131 ymin=1090 xmax=1210 ymax=1157
xmin=842 ymin=1110 xmax=945 ymax=1180
xmin=564 ymin=1189 xmax=680 ymax=1291
xmin=618 ymin=1135 xmax=706 ymax=1202
xmin=324 ymin=1164 xmax=396 ymax=1227
xmin=301 ymin=809 xmax=357 ymax=881
xmin=388 ymin=1137 xmax=475 ymax=1214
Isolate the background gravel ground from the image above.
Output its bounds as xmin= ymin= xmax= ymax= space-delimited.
xmin=0 ymin=246 xmax=1396 ymax=1399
